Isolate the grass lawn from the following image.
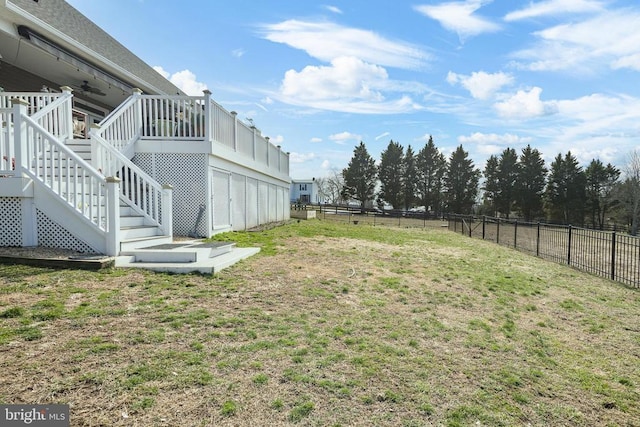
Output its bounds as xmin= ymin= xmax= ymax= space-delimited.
xmin=0 ymin=219 xmax=639 ymax=426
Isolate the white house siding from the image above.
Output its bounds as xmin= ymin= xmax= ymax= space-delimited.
xmin=246 ymin=178 xmax=259 ymax=229
xmin=232 ymin=174 xmax=247 ymax=231
xmin=211 ymin=168 xmax=231 ymax=230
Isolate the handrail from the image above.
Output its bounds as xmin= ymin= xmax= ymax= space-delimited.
xmin=31 ymin=90 xmax=74 ymax=141
xmin=93 ymin=94 xmax=140 ymax=152
xmin=19 ymin=112 xmax=108 ymax=232
xmin=91 ymin=131 xmax=167 ymax=232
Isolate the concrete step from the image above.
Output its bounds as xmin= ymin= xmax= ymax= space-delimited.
xmin=120 ymin=241 xmax=236 ymax=263
xmin=119 ymin=235 xmax=173 ymax=252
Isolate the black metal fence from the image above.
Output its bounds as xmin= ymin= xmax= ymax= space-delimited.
xmin=448 ymin=214 xmax=640 ymax=288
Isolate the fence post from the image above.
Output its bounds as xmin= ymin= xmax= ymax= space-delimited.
xmin=482 ymin=216 xmax=486 ymax=240
xmin=610 ymin=231 xmax=616 ymax=281
xmin=536 ymin=222 xmax=540 ymax=257
xmin=496 ymin=219 xmax=500 ymax=244
xmin=567 ymin=225 xmax=572 ymax=265
xmin=469 ymin=217 xmax=472 ymax=238
xmin=514 ymin=220 xmax=518 ymax=248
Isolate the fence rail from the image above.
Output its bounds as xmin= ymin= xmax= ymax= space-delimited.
xmin=448 ymin=214 xmax=640 ymax=288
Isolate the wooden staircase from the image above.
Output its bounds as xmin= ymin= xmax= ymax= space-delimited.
xmin=63 ymin=138 xmax=171 ymax=253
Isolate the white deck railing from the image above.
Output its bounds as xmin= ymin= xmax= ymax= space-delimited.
xmin=1 ymin=89 xmax=74 ymax=175
xmin=133 ymin=92 xmax=289 ymax=177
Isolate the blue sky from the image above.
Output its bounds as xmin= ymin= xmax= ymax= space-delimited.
xmin=67 ymin=0 xmax=640 ymax=179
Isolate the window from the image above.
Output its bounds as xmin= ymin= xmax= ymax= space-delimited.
xmin=299 ymin=184 xmax=307 ymax=191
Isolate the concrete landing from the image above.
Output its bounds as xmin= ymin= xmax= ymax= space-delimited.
xmin=115 ymin=240 xmax=260 ymax=274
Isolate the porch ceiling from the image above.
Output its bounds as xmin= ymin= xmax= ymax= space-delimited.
xmin=0 ymin=27 xmax=129 ymax=108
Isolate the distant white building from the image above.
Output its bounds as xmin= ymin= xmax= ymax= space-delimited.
xmin=290 ymin=179 xmax=320 ymax=204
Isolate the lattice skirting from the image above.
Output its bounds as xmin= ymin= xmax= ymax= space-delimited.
xmin=0 ymin=197 xmax=22 ymax=246
xmin=36 ymin=209 xmax=96 ymax=253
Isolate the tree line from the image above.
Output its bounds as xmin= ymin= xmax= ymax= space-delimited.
xmin=315 ymin=138 xmax=640 ymax=234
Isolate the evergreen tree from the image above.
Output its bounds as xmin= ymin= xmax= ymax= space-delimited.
xmin=342 ymin=142 xmax=377 ymax=213
xmin=402 ymin=145 xmax=418 ymax=210
xmin=482 ymin=155 xmax=499 ymax=216
xmin=445 ymin=145 xmax=480 ymax=214
xmin=378 ymin=140 xmax=405 ymax=209
xmin=515 ymin=145 xmax=547 ymax=222
xmin=585 ymin=159 xmax=620 ymax=229
xmin=416 ymin=136 xmax=447 ymax=214
xmin=495 ymin=148 xmax=519 ymax=218
xmin=545 ymin=151 xmax=586 ymax=225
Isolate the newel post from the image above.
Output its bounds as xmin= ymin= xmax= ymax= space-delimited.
xmin=12 ymin=99 xmax=36 ymax=246
xmin=161 ymin=184 xmax=173 ymax=237
xmin=106 ymin=177 xmax=121 ymax=256
xmin=60 ymin=86 xmax=74 ymax=138
xmin=11 ymin=98 xmax=29 ymax=171
xmin=89 ymin=123 xmax=103 ymax=174
xmin=203 ymin=90 xmax=212 ymax=143
xmin=132 ymin=88 xmax=143 ymax=137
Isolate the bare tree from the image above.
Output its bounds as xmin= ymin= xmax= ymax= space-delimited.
xmin=323 ymin=168 xmax=346 ymax=204
xmin=623 ymin=150 xmax=640 ymax=235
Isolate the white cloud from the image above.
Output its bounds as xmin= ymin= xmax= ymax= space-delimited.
xmin=269 ymin=135 xmax=285 ymax=144
xmin=153 ymin=67 xmax=208 ymax=96
xmin=458 ymin=132 xmax=533 ymax=145
xmin=447 ymin=71 xmax=514 ymax=100
xmin=414 ymin=0 xmax=500 ymax=42
xmin=232 ymin=48 xmax=246 ymax=58
xmin=510 ymin=10 xmax=640 ymax=73
xmin=329 ymin=131 xmax=361 ymax=144
xmin=276 ymin=56 xmax=423 ymax=113
xmin=375 ymin=132 xmax=390 ymax=141
xmin=321 ymin=160 xmax=331 ymax=169
xmin=310 ymin=137 xmax=323 ymax=143
xmin=494 ymin=87 xmax=557 ymax=119
xmin=262 ymin=97 xmax=274 ymax=105
xmin=289 ymin=152 xmax=316 ymax=163
xmin=611 ymin=53 xmax=640 ymax=72
xmin=323 ymin=5 xmax=342 ymax=14
xmin=259 ymin=20 xmax=430 ymax=70
xmin=505 ymin=0 xmax=604 ymax=21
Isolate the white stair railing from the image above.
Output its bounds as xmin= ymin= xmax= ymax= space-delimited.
xmin=91 ymin=91 xmax=171 ymax=237
xmin=13 ymin=100 xmax=109 ymax=233
xmin=91 ymin=131 xmax=171 ymax=236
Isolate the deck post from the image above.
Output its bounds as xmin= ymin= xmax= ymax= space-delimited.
xmin=161 ymin=184 xmax=173 ymax=237
xmin=105 ymin=177 xmax=121 ymax=256
xmin=230 ymin=110 xmax=238 ymax=152
xmin=203 ymin=90 xmax=212 ymax=143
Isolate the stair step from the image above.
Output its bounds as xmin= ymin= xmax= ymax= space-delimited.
xmin=120 ymin=225 xmax=162 ymax=240
xmin=120 ymin=215 xmax=145 ymax=227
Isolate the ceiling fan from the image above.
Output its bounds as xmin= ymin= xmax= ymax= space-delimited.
xmin=75 ymin=80 xmax=106 ymax=96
